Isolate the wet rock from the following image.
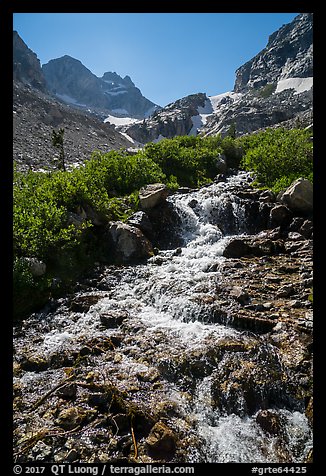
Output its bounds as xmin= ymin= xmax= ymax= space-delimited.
xmin=299 ymin=219 xmax=313 ymax=238
xmin=20 ymin=353 xmax=49 ymax=372
xmin=230 ymin=313 xmax=277 ymax=333
xmin=87 ymin=392 xmax=109 ymax=410
xmin=137 ymin=368 xmax=160 ymax=383
xmin=288 ymin=217 xmax=305 ymax=232
xmin=288 ymin=231 xmax=305 ymax=241
xmin=57 ymin=383 xmax=77 ymax=400
xmin=229 ymin=286 xmax=250 ymax=305
xmin=256 ymin=409 xmax=282 ymax=435
xmin=69 ymin=294 xmax=102 ymax=313
xmin=211 ymin=349 xmax=292 ymax=417
xmin=280 ymin=178 xmax=313 ymax=214
xmin=269 ymin=204 xmax=292 ymax=228
xmin=236 ymin=189 xmax=261 ymax=200
xmin=251 ymin=237 xmax=284 ymax=255
xmin=110 ymin=334 xmax=124 ymax=347
xmin=65 ymin=448 xmax=80 ymax=462
xmin=127 ymin=211 xmax=153 ymax=237
xmin=146 ymin=421 xmax=176 ymax=459
xmin=49 ymin=350 xmax=75 ymax=368
xmin=30 ymin=441 xmax=52 ymax=461
xmin=223 ymin=235 xmax=285 ymax=258
xmin=145 ymin=202 xmax=183 ymax=249
xmin=223 ymin=238 xmax=251 ymax=258
xmin=188 ymin=199 xmax=198 ymax=209
xmin=139 ymin=183 xmax=168 ymax=209
xmin=217 ymin=337 xmax=257 ymax=353
xmin=176 ymin=186 xmax=195 ymax=194
xmin=55 ymin=407 xmax=91 ymax=430
xmin=260 ymin=189 xmax=276 ymax=203
xmin=110 ymin=414 xmax=130 ymax=435
xmin=100 ymin=310 xmax=129 ymax=328
xmin=107 ymin=221 xmax=154 ymax=263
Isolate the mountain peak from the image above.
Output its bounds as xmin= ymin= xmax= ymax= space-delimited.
xmin=101 ymin=71 xmax=135 ymax=88
xmin=234 ymin=13 xmax=313 ymax=92
xmin=42 ymin=57 xmax=157 ymax=118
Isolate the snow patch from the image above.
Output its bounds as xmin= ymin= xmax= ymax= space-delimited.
xmin=198 ymin=99 xmax=214 ymax=115
xmin=209 ymin=92 xmax=243 ymax=112
xmin=275 ymin=77 xmax=313 ymax=95
xmin=104 ymin=90 xmax=128 ymax=96
xmin=189 ymin=92 xmax=243 ymax=136
xmin=119 ymin=132 xmax=137 ymax=144
xmin=104 ymin=115 xmax=141 ymax=126
xmin=189 ymin=115 xmax=204 ymax=136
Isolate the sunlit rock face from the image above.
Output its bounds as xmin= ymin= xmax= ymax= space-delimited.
xmin=13 ymin=31 xmax=47 ymax=92
xmin=234 ymin=13 xmax=313 ymax=92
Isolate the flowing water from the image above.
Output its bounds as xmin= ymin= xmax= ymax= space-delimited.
xmin=13 ymin=172 xmax=312 ymax=463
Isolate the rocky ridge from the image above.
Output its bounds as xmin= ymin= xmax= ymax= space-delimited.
xmin=122 ymin=13 xmax=313 ymax=143
xmin=13 ymin=82 xmax=133 ymax=172
xmin=122 ymin=93 xmax=207 ymax=144
xmin=13 ymin=31 xmax=47 ymax=93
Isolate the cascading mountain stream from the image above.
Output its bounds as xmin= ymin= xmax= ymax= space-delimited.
xmin=13 ymin=172 xmax=313 ymax=463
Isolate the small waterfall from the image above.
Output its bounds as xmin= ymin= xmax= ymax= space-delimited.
xmin=13 ymin=171 xmax=312 ymax=463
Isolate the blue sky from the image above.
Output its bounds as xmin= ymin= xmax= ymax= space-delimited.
xmin=13 ymin=13 xmax=299 ymax=107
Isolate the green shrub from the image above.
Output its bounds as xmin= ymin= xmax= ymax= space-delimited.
xmin=239 ymin=128 xmax=313 ymax=192
xmin=142 ymin=135 xmax=223 ymax=187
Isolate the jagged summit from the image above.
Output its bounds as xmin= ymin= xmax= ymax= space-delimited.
xmin=234 ymin=13 xmax=313 ymax=92
xmin=42 ymin=55 xmax=158 ymax=119
xmin=102 ymin=71 xmax=135 ymax=88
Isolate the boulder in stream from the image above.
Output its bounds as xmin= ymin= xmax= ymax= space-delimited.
xmin=106 ymin=221 xmax=154 ymax=263
xmin=139 ymin=183 xmax=168 ymax=209
xmin=279 ymin=178 xmax=313 ymax=214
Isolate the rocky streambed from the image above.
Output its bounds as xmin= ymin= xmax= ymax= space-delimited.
xmin=13 ymin=172 xmax=313 ymax=463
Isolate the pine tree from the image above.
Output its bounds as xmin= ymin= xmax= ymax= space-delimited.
xmin=51 ymin=128 xmax=66 ymax=171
